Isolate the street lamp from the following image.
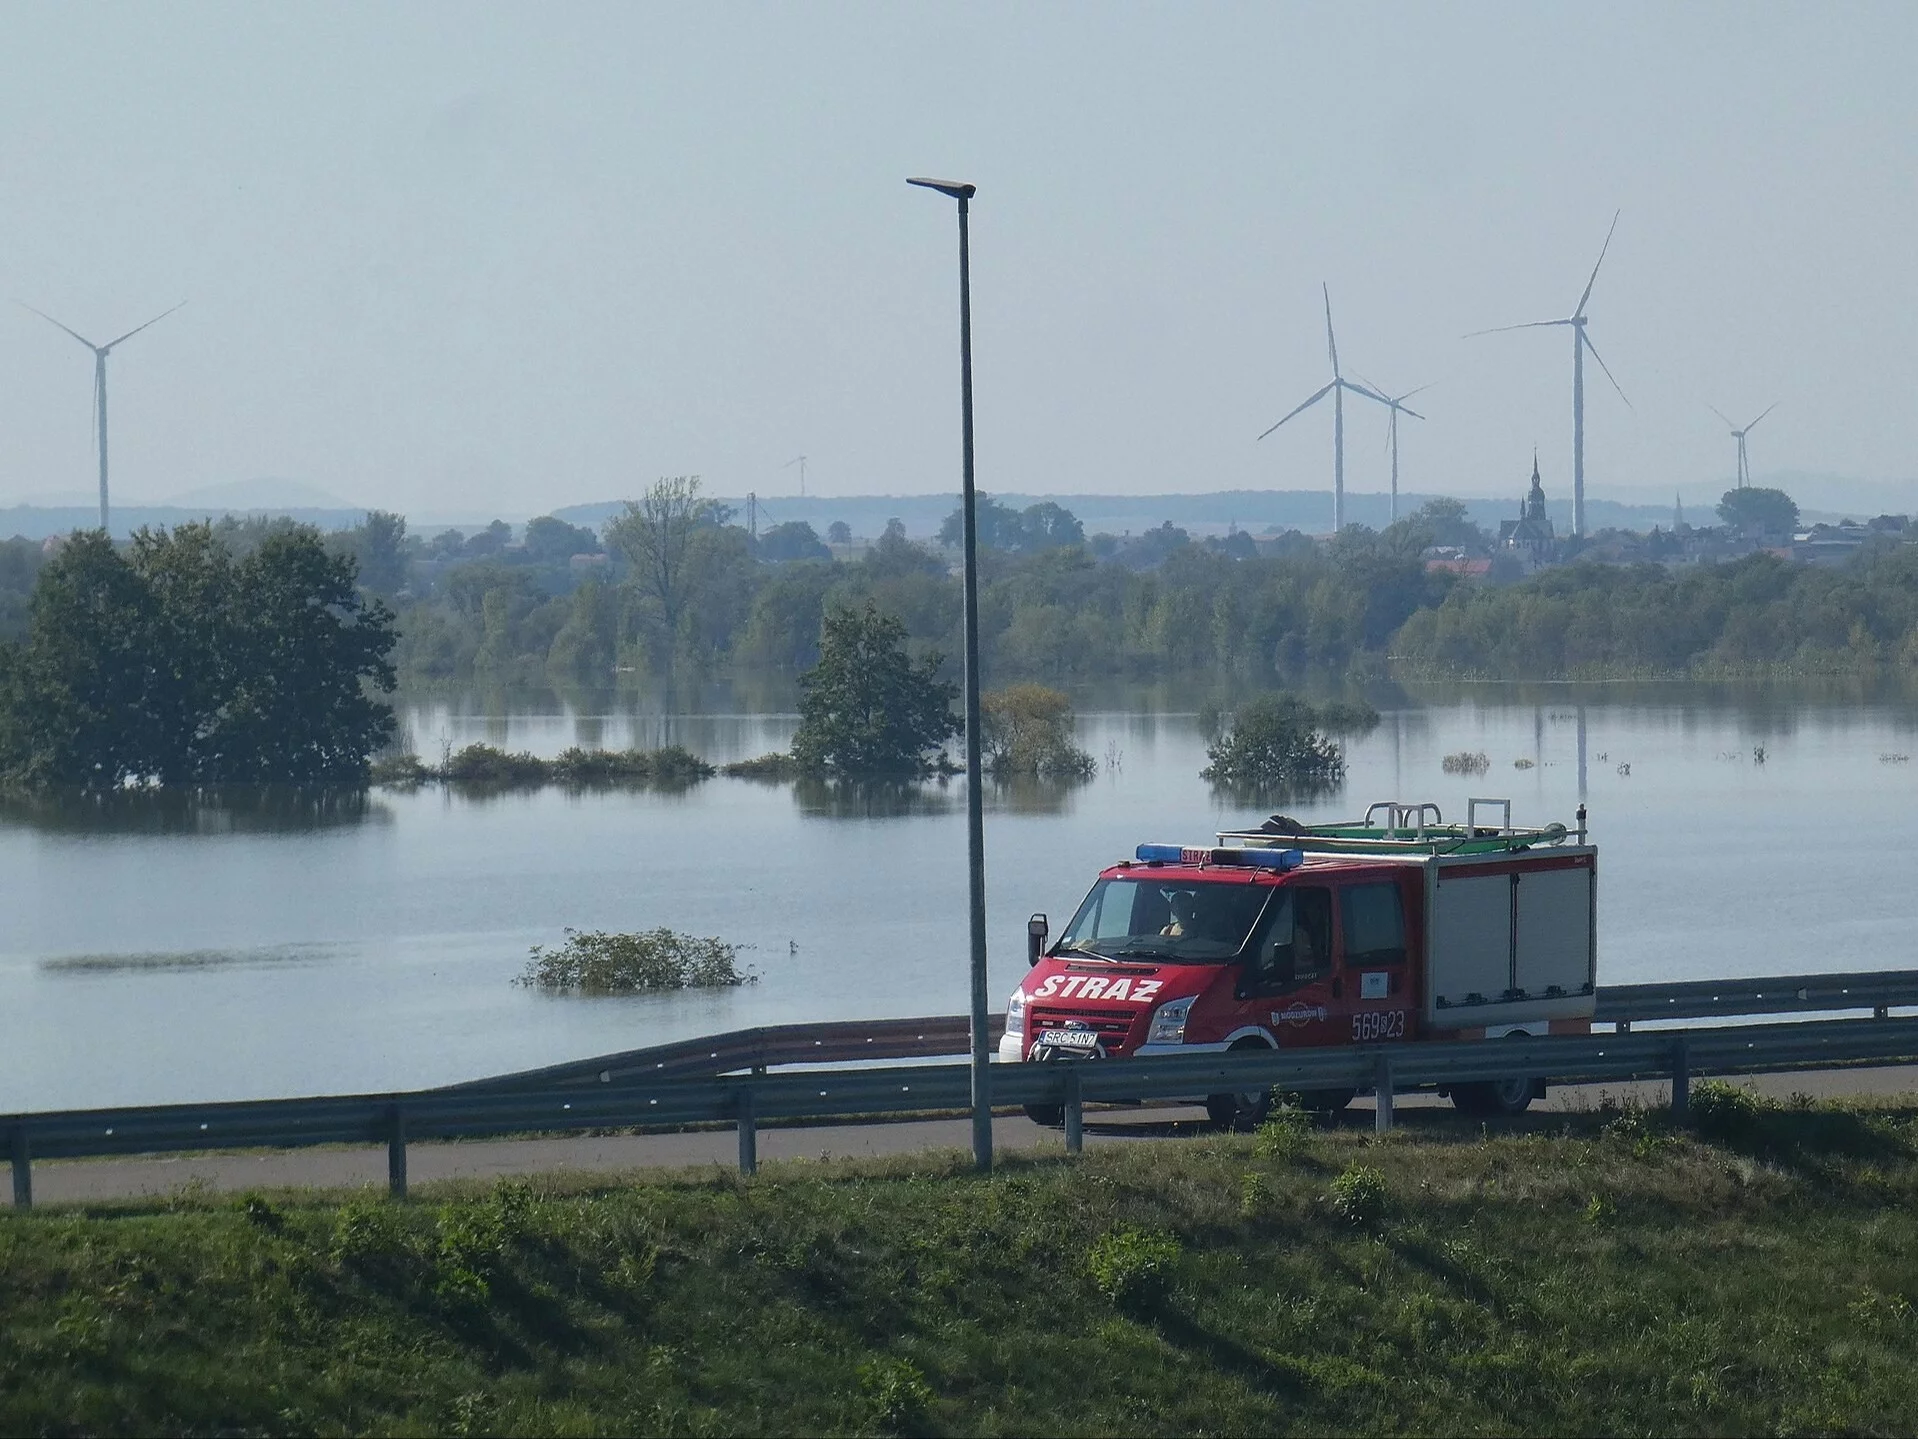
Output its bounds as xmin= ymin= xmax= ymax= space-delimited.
xmin=907 ymin=174 xmax=992 ymax=1174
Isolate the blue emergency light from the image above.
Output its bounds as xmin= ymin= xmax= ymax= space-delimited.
xmin=1135 ymin=843 xmax=1304 ymax=871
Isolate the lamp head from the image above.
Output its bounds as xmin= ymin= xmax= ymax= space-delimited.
xmin=907 ymin=176 xmax=977 ymax=201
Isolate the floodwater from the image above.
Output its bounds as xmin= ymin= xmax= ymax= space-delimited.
xmin=5 ymin=683 xmax=1918 ymax=1111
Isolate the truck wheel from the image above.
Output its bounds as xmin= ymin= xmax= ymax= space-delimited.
xmin=1207 ymin=1040 xmax=1276 ymax=1131
xmin=1023 ymin=1103 xmax=1065 ymax=1128
xmin=1451 ymin=1075 xmax=1534 ymax=1117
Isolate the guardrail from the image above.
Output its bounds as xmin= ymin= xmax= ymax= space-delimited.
xmin=10 ymin=1008 xmax=1918 ymax=1210
xmin=447 ymin=967 xmax=1918 ymax=1095
xmin=1597 ymin=968 xmax=1918 ymax=1026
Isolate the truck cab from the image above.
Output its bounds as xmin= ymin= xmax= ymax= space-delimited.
xmin=1001 ymin=801 xmax=1596 ymax=1128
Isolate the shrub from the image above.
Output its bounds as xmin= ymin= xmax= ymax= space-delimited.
xmin=855 ymin=1357 xmax=935 ymax=1435
xmin=1317 ymin=699 xmax=1381 ymax=735
xmin=1086 ymin=1227 xmax=1182 ymax=1311
xmin=1442 ymin=750 xmax=1490 ymax=776
xmin=981 ymin=684 xmax=1096 ymax=779
xmin=441 ymin=743 xmax=548 ymax=785
xmin=1254 ymin=1106 xmax=1312 ymax=1161
xmin=1201 ymin=695 xmax=1346 ymax=795
xmin=1328 ymin=1164 xmax=1388 ymax=1227
xmin=1690 ymin=1079 xmax=1777 ymax=1142
xmin=369 ymin=752 xmax=429 ymax=786
xmin=721 ymin=752 xmax=801 ymax=780
xmin=517 ymin=928 xmax=755 ymax=994
xmin=1239 ymin=1171 xmax=1272 ymax=1219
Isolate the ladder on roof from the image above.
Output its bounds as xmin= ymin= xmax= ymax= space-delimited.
xmin=1217 ymin=798 xmax=1582 ymax=857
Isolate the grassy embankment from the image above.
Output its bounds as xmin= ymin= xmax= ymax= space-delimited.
xmin=4 ymin=1087 xmax=1918 ymax=1435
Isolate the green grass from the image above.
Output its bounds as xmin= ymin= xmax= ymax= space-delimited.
xmin=6 ymin=1093 xmax=1918 ymax=1435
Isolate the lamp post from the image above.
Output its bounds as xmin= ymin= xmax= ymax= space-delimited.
xmin=908 ymin=174 xmax=991 ymax=1174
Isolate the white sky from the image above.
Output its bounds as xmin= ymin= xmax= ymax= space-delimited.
xmin=1 ymin=1 xmax=1914 ymax=517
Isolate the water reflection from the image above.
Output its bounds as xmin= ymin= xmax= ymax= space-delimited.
xmin=0 ymin=786 xmax=391 ymax=836
xmin=793 ymin=776 xmax=958 ymax=819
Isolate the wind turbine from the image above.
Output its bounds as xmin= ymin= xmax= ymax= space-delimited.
xmin=783 ymin=454 xmax=808 ymax=498
xmin=20 ymin=301 xmax=184 ymax=531
xmin=1359 ymin=377 xmax=1433 ymax=523
xmin=1708 ymin=403 xmax=1777 ymax=489
xmin=1467 ymin=212 xmax=1629 ymax=539
xmin=1258 ymin=284 xmax=1390 ymax=533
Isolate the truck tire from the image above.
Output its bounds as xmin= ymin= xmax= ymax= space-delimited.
xmin=1206 ymin=1039 xmax=1276 ymax=1132
xmin=1023 ymin=1103 xmax=1065 ymax=1127
xmin=1451 ymin=1074 xmax=1535 ymax=1116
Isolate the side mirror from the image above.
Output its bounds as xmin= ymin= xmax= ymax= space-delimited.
xmin=1026 ymin=913 xmax=1048 ymax=967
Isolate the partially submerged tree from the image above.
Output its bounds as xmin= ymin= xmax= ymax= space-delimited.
xmin=791 ymin=601 xmax=959 ymax=776
xmin=1200 ymin=694 xmax=1346 ymax=795
xmin=981 ymin=684 xmax=1096 ymax=779
xmin=0 ymin=524 xmax=397 ymax=789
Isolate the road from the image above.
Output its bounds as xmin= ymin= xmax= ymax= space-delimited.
xmin=15 ymin=1063 xmax=1918 ymax=1208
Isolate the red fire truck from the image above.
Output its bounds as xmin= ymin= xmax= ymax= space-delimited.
xmin=1000 ymin=800 xmax=1595 ymax=1127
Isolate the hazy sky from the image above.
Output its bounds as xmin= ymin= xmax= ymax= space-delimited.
xmin=2 ymin=1 xmax=1914 ymax=518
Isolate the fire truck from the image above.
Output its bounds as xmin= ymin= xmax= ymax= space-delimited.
xmin=1000 ymin=800 xmax=1595 ymax=1128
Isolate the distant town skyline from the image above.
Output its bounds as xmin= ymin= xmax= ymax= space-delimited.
xmin=2 ymin=2 xmax=1914 ymax=517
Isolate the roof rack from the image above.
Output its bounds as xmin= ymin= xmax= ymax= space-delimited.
xmin=1217 ymin=798 xmax=1580 ymax=857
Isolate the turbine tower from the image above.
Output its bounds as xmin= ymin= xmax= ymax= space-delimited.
xmin=1258 ymin=284 xmax=1390 ymax=533
xmin=784 ymin=454 xmax=808 ymax=498
xmin=21 ymin=301 xmax=183 ymax=531
xmin=1709 ymin=403 xmax=1777 ymax=489
xmin=1360 ymin=378 xmax=1432 ymax=523
xmin=1467 ymin=212 xmax=1628 ymax=539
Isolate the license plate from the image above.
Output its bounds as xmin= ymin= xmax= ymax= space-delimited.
xmin=1037 ymin=1029 xmax=1100 ymax=1053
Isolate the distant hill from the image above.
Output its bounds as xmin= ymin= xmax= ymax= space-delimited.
xmin=160 ymin=477 xmax=366 ymax=511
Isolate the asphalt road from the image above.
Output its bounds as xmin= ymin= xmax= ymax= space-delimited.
xmin=15 ymin=1063 xmax=1918 ymax=1208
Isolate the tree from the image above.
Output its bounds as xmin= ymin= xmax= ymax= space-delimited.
xmin=827 ymin=520 xmax=853 ymax=545
xmin=791 ymin=601 xmax=959 ymax=775
xmin=1200 ymin=695 xmax=1346 ymax=795
xmin=605 ymin=476 xmax=722 ymax=641
xmin=523 ymin=515 xmax=601 ymax=563
xmin=939 ymin=496 xmax=1084 ymax=554
xmin=981 ymin=684 xmax=1095 ymax=778
xmin=1413 ymin=497 xmax=1485 ymax=550
xmin=1018 ymin=501 xmax=1084 ymax=551
xmin=463 ymin=520 xmax=513 ymax=558
xmin=756 ymin=520 xmax=831 ymax=562
xmin=0 ymin=524 xmax=397 ymax=789
xmin=1717 ymin=487 xmax=1799 ymax=537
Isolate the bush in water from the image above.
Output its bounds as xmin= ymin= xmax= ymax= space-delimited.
xmin=981 ymin=683 xmax=1096 ymax=779
xmin=518 ymin=928 xmax=755 ymax=994
xmin=1200 ymin=695 xmax=1345 ymax=795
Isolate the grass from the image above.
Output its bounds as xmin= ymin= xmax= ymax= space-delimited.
xmin=6 ymin=1096 xmax=1918 ymax=1435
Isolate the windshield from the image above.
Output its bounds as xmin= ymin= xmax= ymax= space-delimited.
xmin=1055 ymin=877 xmax=1275 ymax=962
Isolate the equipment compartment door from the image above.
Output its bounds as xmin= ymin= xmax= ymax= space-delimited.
xmin=1515 ymin=865 xmax=1594 ymax=998
xmin=1430 ymin=874 xmax=1514 ymax=1009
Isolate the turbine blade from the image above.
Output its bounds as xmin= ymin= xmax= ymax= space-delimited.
xmin=17 ymin=301 xmax=100 ymax=351
xmin=1745 ymin=402 xmax=1778 ymax=432
xmin=1707 ymin=403 xmax=1734 ymax=429
xmin=1395 ymin=381 xmax=1437 ymax=404
xmin=1322 ymin=283 xmax=1339 ymax=376
xmin=1463 ymin=318 xmax=1572 ymax=338
xmin=1574 ymin=209 xmax=1621 ymax=318
xmin=101 ymin=301 xmax=185 ymax=352
xmin=1341 ymin=379 xmax=1393 ymax=408
xmin=1581 ymin=330 xmax=1631 ymax=409
xmin=1394 ymin=402 xmax=1427 ymax=421
xmin=1257 ymin=382 xmax=1336 ymax=439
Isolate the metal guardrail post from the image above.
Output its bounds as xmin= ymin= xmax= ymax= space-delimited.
xmin=1616 ymin=1019 xmax=1631 ymax=1035
xmin=9 ymin=1126 xmax=28 ymax=1211
xmin=1064 ymin=1069 xmax=1083 ymax=1155
xmin=1670 ymin=1038 xmax=1690 ymax=1120
xmin=1374 ymin=1054 xmax=1395 ymax=1133
xmin=386 ymin=1106 xmax=407 ymax=1199
xmin=737 ymin=1087 xmax=758 ymax=1177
